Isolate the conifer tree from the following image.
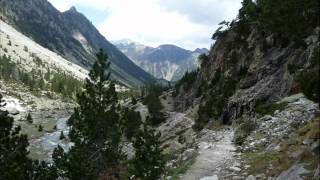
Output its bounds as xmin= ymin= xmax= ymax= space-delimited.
xmin=123 ymin=107 xmax=142 ymax=140
xmin=131 ymin=96 xmax=137 ymax=105
xmin=53 ymin=49 xmax=124 ymax=179
xmin=26 ymin=113 xmax=33 ymax=124
xmin=59 ymin=131 xmax=65 ymax=140
xmin=38 ymin=124 xmax=43 ymax=132
xmin=129 ymin=118 xmax=165 ymax=179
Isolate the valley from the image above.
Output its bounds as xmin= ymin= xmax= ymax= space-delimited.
xmin=0 ymin=0 xmax=319 ymax=179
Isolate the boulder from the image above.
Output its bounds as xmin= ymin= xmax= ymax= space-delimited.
xmin=276 ymin=164 xmax=310 ymax=180
xmin=6 ymin=107 xmax=20 ymax=115
xmin=246 ymin=175 xmax=256 ymax=180
xmin=200 ymin=175 xmax=219 ymax=180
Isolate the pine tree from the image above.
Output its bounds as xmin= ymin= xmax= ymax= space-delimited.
xmin=26 ymin=113 xmax=33 ymax=124
xmin=129 ymin=118 xmax=165 ymax=180
xmin=59 ymin=131 xmax=65 ymax=140
xmin=131 ymin=96 xmax=137 ymax=105
xmin=38 ymin=124 xmax=43 ymax=132
xmin=143 ymin=84 xmax=166 ymax=126
xmin=123 ymin=107 xmax=142 ymax=140
xmin=53 ymin=49 xmax=125 ymax=179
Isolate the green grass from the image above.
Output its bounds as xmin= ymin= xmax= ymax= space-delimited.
xmin=242 ymin=151 xmax=293 ymax=177
xmin=242 ymin=113 xmax=320 ymax=177
xmin=234 ymin=119 xmax=257 ymax=145
xmin=166 ymin=151 xmax=198 ymax=180
xmin=255 ymin=101 xmax=288 ymax=116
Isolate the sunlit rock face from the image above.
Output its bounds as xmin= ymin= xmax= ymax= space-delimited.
xmin=0 ymin=0 xmax=155 ymax=88
xmin=114 ymin=40 xmax=208 ymax=81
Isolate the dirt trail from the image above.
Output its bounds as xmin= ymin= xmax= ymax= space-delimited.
xmin=180 ymin=129 xmax=241 ymax=180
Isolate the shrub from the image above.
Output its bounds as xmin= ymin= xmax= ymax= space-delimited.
xmin=26 ymin=113 xmax=33 ymax=124
xmin=23 ymin=46 xmax=28 ymax=52
xmin=38 ymin=124 xmax=43 ymax=132
xmin=212 ymin=21 xmax=230 ymax=40
xmin=255 ymin=99 xmax=288 ymax=116
xmin=296 ymin=71 xmax=319 ymax=102
xmin=175 ymin=70 xmax=198 ymax=92
xmin=59 ymin=131 xmax=65 ymax=140
xmin=234 ymin=119 xmax=257 ymax=145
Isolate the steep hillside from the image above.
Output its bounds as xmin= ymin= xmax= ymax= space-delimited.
xmin=0 ymin=0 xmax=155 ymax=87
xmin=0 ymin=18 xmax=132 ymax=160
xmin=114 ymin=40 xmax=208 ymax=81
xmin=172 ymin=0 xmax=319 ymax=178
xmin=175 ymin=19 xmax=319 ymax=124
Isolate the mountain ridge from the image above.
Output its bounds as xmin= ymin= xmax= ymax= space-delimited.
xmin=0 ymin=0 xmax=155 ymax=88
xmin=114 ymin=39 xmax=208 ymax=81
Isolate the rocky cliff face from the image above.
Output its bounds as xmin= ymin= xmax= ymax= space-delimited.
xmin=114 ymin=40 xmax=208 ymax=81
xmin=0 ymin=0 xmax=154 ymax=87
xmin=172 ymin=24 xmax=319 ymax=178
xmin=175 ymin=26 xmax=319 ymax=123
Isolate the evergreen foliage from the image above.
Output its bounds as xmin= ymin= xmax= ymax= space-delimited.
xmin=236 ymin=0 xmax=319 ymax=42
xmin=143 ymin=84 xmax=166 ymax=126
xmin=53 ymin=49 xmax=125 ymax=179
xmin=174 ymin=70 xmax=198 ymax=93
xmin=296 ymin=71 xmax=319 ymax=103
xmin=129 ymin=119 xmax=165 ymax=179
xmin=59 ymin=131 xmax=65 ymax=140
xmin=0 ymin=54 xmax=82 ymax=99
xmin=123 ymin=107 xmax=142 ymax=140
xmin=26 ymin=113 xmax=33 ymax=124
xmin=194 ymin=70 xmax=237 ymax=130
xmin=211 ymin=21 xmax=231 ymax=40
xmin=131 ymin=96 xmax=137 ymax=105
xmin=199 ymin=53 xmax=210 ymax=68
xmin=38 ymin=124 xmax=43 ymax=132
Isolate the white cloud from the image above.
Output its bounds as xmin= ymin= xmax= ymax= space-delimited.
xmin=48 ymin=0 xmax=242 ymax=50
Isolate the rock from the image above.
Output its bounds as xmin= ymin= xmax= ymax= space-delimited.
xmin=276 ymin=164 xmax=310 ymax=180
xmin=314 ymin=165 xmax=320 ymax=179
xmin=232 ymin=176 xmax=243 ymax=180
xmin=310 ymin=140 xmax=320 ymax=153
xmin=6 ymin=107 xmax=20 ymax=115
xmin=255 ymin=174 xmax=265 ymax=178
xmin=266 ymin=34 xmax=274 ymax=46
xmin=303 ymin=139 xmax=313 ymax=145
xmin=182 ymin=148 xmax=196 ymax=161
xmin=229 ymin=166 xmax=241 ymax=172
xmin=233 ymin=162 xmax=241 ymax=167
xmin=246 ymin=175 xmax=256 ymax=180
xmin=200 ymin=175 xmax=219 ymax=180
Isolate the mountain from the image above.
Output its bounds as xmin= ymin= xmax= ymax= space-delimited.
xmin=0 ymin=0 xmax=154 ymax=88
xmin=172 ymin=0 xmax=319 ymax=178
xmin=113 ymin=40 xmax=208 ymax=81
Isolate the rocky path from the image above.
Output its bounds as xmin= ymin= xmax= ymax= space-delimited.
xmin=181 ymin=129 xmax=242 ymax=180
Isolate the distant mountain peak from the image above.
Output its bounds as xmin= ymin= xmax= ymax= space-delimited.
xmin=69 ymin=6 xmax=77 ymax=12
xmin=114 ymin=41 xmax=205 ymax=81
xmin=193 ymin=48 xmax=209 ymax=54
xmin=113 ymin=39 xmax=139 ymax=46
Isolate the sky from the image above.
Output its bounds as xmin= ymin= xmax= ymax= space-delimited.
xmin=48 ymin=0 xmax=242 ymax=50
